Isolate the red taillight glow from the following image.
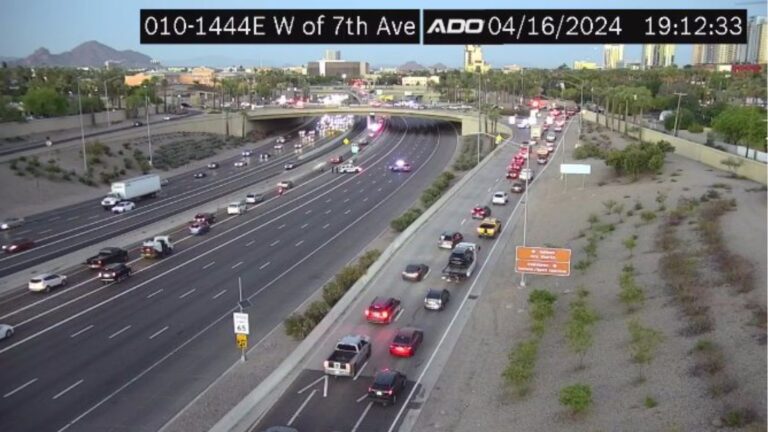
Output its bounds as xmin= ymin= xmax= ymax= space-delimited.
xmin=381 ymin=311 xmax=388 ymax=319
xmin=364 ymin=308 xmax=370 ymax=317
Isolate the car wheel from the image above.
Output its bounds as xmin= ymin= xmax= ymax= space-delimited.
xmin=5 ymin=329 xmax=11 ymax=338
xmin=45 ymin=286 xmax=51 ymax=293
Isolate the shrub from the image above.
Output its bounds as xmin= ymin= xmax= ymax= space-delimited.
xmin=687 ymin=122 xmax=704 ymax=133
xmin=322 ymin=281 xmax=346 ymax=306
xmin=502 ymin=338 xmax=539 ymax=396
xmin=622 ymin=235 xmax=638 ymax=258
xmin=640 ymin=211 xmax=657 ymax=223
xmin=604 ymin=140 xmax=674 ymax=180
xmin=619 ymin=269 xmax=645 ymax=312
xmin=390 ymin=207 xmax=423 ymax=232
xmin=528 ymin=289 xmax=557 ymax=322
xmin=573 ymin=143 xmax=606 ymax=160
xmin=303 ymin=300 xmax=330 ymax=325
xmin=722 ymin=409 xmax=756 ymax=427
xmin=644 ymin=396 xmax=658 ymax=408
xmin=574 ymin=259 xmax=592 ymax=273
xmin=628 ymin=320 xmax=664 ymax=371
xmin=559 ymin=384 xmax=593 ymax=415
xmin=284 ymin=313 xmax=313 ymax=340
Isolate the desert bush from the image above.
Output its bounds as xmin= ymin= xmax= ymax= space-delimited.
xmin=502 ymin=338 xmax=539 ymax=397
xmin=528 ymin=289 xmax=557 ymax=322
xmin=619 ymin=268 xmax=645 ymax=312
xmin=390 ymin=207 xmax=423 ymax=232
xmin=284 ymin=313 xmax=314 ymax=340
xmin=573 ymin=143 xmax=606 ymax=160
xmin=628 ymin=320 xmax=664 ymax=378
xmin=680 ymin=313 xmax=714 ymax=337
xmin=644 ymin=396 xmax=658 ymax=408
xmin=559 ymin=384 xmax=593 ymax=415
xmin=722 ymin=408 xmax=756 ymax=427
xmin=640 ymin=211 xmax=657 ymax=223
xmin=622 ymin=234 xmax=638 ymax=258
xmin=574 ymin=259 xmax=592 ymax=273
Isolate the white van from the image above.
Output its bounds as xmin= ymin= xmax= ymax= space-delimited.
xmin=227 ymin=201 xmax=247 ymax=215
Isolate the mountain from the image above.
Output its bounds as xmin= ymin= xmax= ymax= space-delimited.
xmin=14 ymin=41 xmax=155 ymax=68
xmin=398 ymin=61 xmax=427 ymax=71
xmin=430 ymin=63 xmax=450 ymax=70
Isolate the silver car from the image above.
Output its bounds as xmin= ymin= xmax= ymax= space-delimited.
xmin=28 ymin=273 xmax=67 ymax=292
xmin=0 ymin=323 xmax=14 ymax=341
xmin=0 ymin=217 xmax=24 ymax=230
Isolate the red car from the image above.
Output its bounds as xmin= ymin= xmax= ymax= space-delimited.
xmin=471 ymin=205 xmax=492 ymax=219
xmin=365 ymin=297 xmax=402 ymax=324
xmin=506 ymin=170 xmax=520 ymax=180
xmin=389 ymin=327 xmax=424 ymax=358
xmin=3 ymin=238 xmax=34 ymax=253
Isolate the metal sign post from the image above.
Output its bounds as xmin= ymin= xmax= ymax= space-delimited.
xmin=233 ymin=277 xmax=251 ymax=362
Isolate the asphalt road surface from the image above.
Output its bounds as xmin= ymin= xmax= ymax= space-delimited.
xmin=0 ymin=117 xmax=458 ymax=432
xmin=252 ymin=123 xmax=577 ymax=432
xmin=0 ymin=118 xmax=362 ymax=278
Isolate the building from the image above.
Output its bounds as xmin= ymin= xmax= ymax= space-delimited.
xmin=692 ymin=44 xmax=745 ymax=65
xmin=282 ymin=66 xmax=307 ymax=75
xmin=642 ymin=44 xmax=676 ymax=68
xmin=501 ymin=64 xmax=523 ymax=73
xmin=603 ymin=44 xmax=624 ymax=69
xmin=573 ymin=61 xmax=599 ymax=70
xmin=464 ymin=45 xmax=490 ymax=73
xmin=124 ymin=71 xmax=180 ymax=87
xmin=401 ymin=76 xmax=440 ymax=86
xmin=324 ymin=50 xmax=341 ymax=61
xmin=178 ymin=67 xmax=217 ymax=86
xmin=744 ymin=16 xmax=767 ymax=64
xmin=307 ymin=59 xmax=368 ymax=78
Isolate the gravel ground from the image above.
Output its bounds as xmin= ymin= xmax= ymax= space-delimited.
xmin=410 ymin=125 xmax=766 ymax=432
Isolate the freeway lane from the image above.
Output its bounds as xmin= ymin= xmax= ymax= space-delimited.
xmin=0 ymin=118 xmax=358 ymax=278
xmin=252 ymin=124 xmax=580 ymax=432
xmin=0 ymin=118 xmax=458 ymax=432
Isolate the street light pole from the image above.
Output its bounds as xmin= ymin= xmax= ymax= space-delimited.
xmin=77 ymin=80 xmax=88 ymax=173
xmin=520 ymin=147 xmax=530 ymax=288
xmin=477 ymin=72 xmax=482 ymax=165
xmin=145 ymin=90 xmax=153 ymax=166
xmin=104 ymin=80 xmax=111 ymax=128
xmin=672 ymin=92 xmax=687 ymax=137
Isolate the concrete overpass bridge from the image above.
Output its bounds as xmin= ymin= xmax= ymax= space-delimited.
xmin=243 ymin=106 xmax=496 ymax=136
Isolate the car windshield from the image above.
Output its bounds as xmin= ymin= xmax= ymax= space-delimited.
xmin=30 ymin=278 xmax=42 ymax=283
xmin=494 ymin=193 xmax=504 ymax=197
xmin=393 ymin=334 xmax=411 ymax=344
xmin=405 ymin=264 xmax=420 ymax=273
xmin=373 ymin=372 xmax=396 ymax=386
xmin=480 ymin=223 xmax=495 ymax=228
xmin=426 ymin=290 xmax=442 ymax=299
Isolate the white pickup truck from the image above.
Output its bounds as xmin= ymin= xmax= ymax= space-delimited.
xmin=323 ymin=334 xmax=371 ymax=377
xmin=338 ymin=163 xmax=362 ymax=174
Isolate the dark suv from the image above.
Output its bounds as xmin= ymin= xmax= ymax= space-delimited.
xmin=364 ymin=297 xmax=401 ymax=324
xmin=194 ymin=213 xmax=216 ymax=225
xmin=438 ymin=232 xmax=463 ymax=249
xmin=368 ymin=369 xmax=407 ymax=406
xmin=99 ymin=263 xmax=132 ymax=284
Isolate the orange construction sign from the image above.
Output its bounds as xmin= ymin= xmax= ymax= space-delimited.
xmin=515 ymin=246 xmax=572 ymax=276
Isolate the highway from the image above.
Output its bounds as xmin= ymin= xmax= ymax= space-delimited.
xmin=0 ymin=118 xmax=360 ymax=278
xmin=0 ymin=117 xmax=458 ymax=432
xmin=251 ymin=122 xmax=574 ymax=432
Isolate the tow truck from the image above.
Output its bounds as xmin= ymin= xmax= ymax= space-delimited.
xmin=441 ymin=242 xmax=479 ymax=282
xmin=140 ymin=235 xmax=174 ymax=259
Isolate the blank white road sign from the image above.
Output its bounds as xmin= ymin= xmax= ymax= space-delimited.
xmin=560 ymin=163 xmax=592 ymax=175
xmin=233 ymin=312 xmax=250 ymax=335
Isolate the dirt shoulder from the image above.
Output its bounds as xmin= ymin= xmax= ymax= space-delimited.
xmin=411 ymin=125 xmax=767 ymax=432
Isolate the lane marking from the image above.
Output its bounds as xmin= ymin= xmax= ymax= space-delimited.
xmin=66 ymin=216 xmax=79 ymax=221
xmin=461 ymin=218 xmax=466 ymax=225
xmin=245 ymin=240 xmax=255 ymax=247
xmin=287 ymin=389 xmax=316 ymax=426
xmin=52 ymin=379 xmax=84 ymax=400
xmin=270 ymin=240 xmax=280 ymax=247
xmin=344 ymin=209 xmax=351 ymax=215
xmin=377 ymin=187 xmax=383 ymax=192
xmin=278 ymin=224 xmax=286 ymax=229
xmin=212 ymin=290 xmax=227 ymax=299
xmin=351 ymin=401 xmax=373 ymax=432
xmin=356 ymin=393 xmax=368 ymax=403
xmin=108 ymin=325 xmax=131 ymax=339
xmin=69 ymin=324 xmax=94 ymax=338
xmin=39 ymin=229 xmax=52 ymax=235
xmin=203 ymin=261 xmax=215 ymax=270
xmin=353 ymin=360 xmax=369 ymax=381
xmin=48 ymin=216 xmax=61 ymax=222
xmin=325 ymin=198 xmax=332 ymax=203
xmin=342 ymin=189 xmax=348 ymax=193
xmin=148 ymin=326 xmax=169 ymax=340
xmin=305 ymin=209 xmax=312 ymax=215
xmin=322 ymin=223 xmax=330 ymax=229
xmin=359 ymin=188 xmax=365 ymax=193
xmin=343 ymin=198 xmax=350 ymax=203
xmin=3 ymin=378 xmax=38 ymax=398
xmin=300 ymin=223 xmax=309 ymax=229
xmin=297 ymin=375 xmax=326 ymax=394
xmin=325 ymin=209 xmax=332 ymax=214
xmin=231 ymin=261 xmax=243 ymax=269
xmin=179 ymin=288 xmax=196 ymax=299
xmin=147 ymin=289 xmax=163 ymax=299
xmin=295 ymin=240 xmax=304 ymax=247
xmin=362 ymin=197 xmax=368 ymax=203
xmin=87 ymin=215 xmax=99 ymax=220
xmin=259 ymin=262 xmax=270 ymax=270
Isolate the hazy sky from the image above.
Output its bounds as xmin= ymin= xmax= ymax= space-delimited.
xmin=1 ymin=0 xmax=765 ymax=67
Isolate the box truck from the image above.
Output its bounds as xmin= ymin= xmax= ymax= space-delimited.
xmin=101 ymin=174 xmax=161 ymax=209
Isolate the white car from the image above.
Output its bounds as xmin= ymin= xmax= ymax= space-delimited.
xmin=274 ymin=143 xmax=284 ymax=150
xmin=0 ymin=323 xmax=13 ymax=341
xmin=246 ymin=193 xmax=264 ymax=204
xmin=276 ymin=136 xmax=286 ymax=144
xmin=241 ymin=150 xmax=253 ymax=157
xmin=111 ymin=201 xmax=136 ymax=214
xmin=519 ymin=168 xmax=535 ymax=181
xmin=227 ymin=201 xmax=247 ymax=215
xmin=294 ymin=143 xmax=303 ymax=149
xmin=163 ymin=116 xmax=171 ymax=121
xmin=545 ymin=133 xmax=557 ymax=143
xmin=492 ymin=191 xmax=509 ymax=205
xmin=338 ymin=164 xmax=363 ymax=174
xmin=554 ymin=125 xmax=563 ymax=132
xmin=0 ymin=217 xmax=24 ymax=230
xmin=234 ymin=160 xmax=248 ymax=167
xmin=28 ymin=273 xmax=67 ymax=292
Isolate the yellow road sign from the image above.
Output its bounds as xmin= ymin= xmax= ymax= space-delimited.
xmin=236 ymin=333 xmax=248 ymax=348
xmin=343 ymin=138 xmax=350 ymax=145
xmin=496 ymin=134 xmax=503 ymax=144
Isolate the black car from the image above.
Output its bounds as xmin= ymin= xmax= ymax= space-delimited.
xmin=511 ymin=182 xmax=526 ymax=193
xmin=424 ymin=288 xmax=450 ymax=311
xmin=368 ymin=369 xmax=407 ymax=405
xmin=207 ymin=162 xmax=219 ymax=169
xmin=132 ymin=121 xmax=143 ymax=127
xmin=194 ymin=213 xmax=216 ymax=225
xmin=99 ymin=263 xmax=132 ymax=283
xmin=401 ymin=264 xmax=429 ymax=281
xmin=259 ymin=153 xmax=271 ymax=161
xmin=86 ymin=247 xmax=129 ymax=269
xmin=193 ymin=172 xmax=207 ymax=179
xmin=284 ymin=161 xmax=298 ymax=170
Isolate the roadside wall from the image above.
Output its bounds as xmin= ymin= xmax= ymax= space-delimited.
xmin=0 ymin=106 xmax=167 ymax=139
xmin=582 ymin=111 xmax=767 ymax=185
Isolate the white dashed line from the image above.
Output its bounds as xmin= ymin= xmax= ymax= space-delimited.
xmin=148 ymin=326 xmax=169 ymax=340
xmin=295 ymin=240 xmax=304 ymax=247
xmin=3 ymin=378 xmax=38 ymax=398
xmin=87 ymin=215 xmax=100 ymax=220
xmin=52 ymin=379 xmax=84 ymax=400
xmin=203 ymin=261 xmax=215 ymax=270
xmin=108 ymin=325 xmax=131 ymax=339
xmin=212 ymin=289 xmax=227 ymax=299
xmin=377 ymin=187 xmax=383 ymax=192
xmin=362 ymin=197 xmax=368 ymax=202
xmin=325 ymin=198 xmax=332 ymax=203
xmin=461 ymin=218 xmax=466 ymax=225
xmin=343 ymin=198 xmax=350 ymax=203
xmin=66 ymin=216 xmax=79 ymax=221
xmin=69 ymin=325 xmax=94 ymax=338
xmin=270 ymin=240 xmax=280 ymax=247
xmin=48 ymin=216 xmax=61 ymax=222
xmin=342 ymin=189 xmax=348 ymax=193
xmin=322 ymin=223 xmax=330 ymax=229
xmin=325 ymin=209 xmax=332 ymax=214
xmin=278 ymin=224 xmax=286 ymax=229
xmin=305 ymin=209 xmax=312 ymax=215
xmin=39 ymin=229 xmax=52 ymax=235
xmin=300 ymin=223 xmax=309 ymax=229
xmin=359 ymin=189 xmax=365 ymax=193
xmin=147 ymin=289 xmax=163 ymax=299
xmin=231 ymin=261 xmax=243 ymax=269
xmin=344 ymin=209 xmax=351 ymax=215
xmin=179 ymin=288 xmax=196 ymax=299
xmin=246 ymin=240 xmax=255 ymax=247
xmin=259 ymin=262 xmax=271 ymax=270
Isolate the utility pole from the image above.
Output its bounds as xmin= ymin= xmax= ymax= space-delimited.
xmin=77 ymin=80 xmax=88 ymax=173
xmin=145 ymin=90 xmax=153 ymax=167
xmin=477 ymin=71 xmax=482 ymax=165
xmin=104 ymin=80 xmax=111 ymax=127
xmin=672 ymin=92 xmax=687 ymax=137
xmin=520 ymin=148 xmax=530 ymax=288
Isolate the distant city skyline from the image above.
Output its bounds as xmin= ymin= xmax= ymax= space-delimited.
xmin=1 ymin=0 xmax=766 ymax=68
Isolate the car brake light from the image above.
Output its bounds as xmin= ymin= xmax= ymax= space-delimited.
xmin=381 ymin=311 xmax=388 ymax=319
xmin=386 ymin=389 xmax=393 ymax=395
xmin=364 ymin=308 xmax=370 ymax=317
